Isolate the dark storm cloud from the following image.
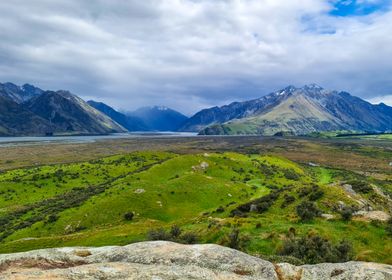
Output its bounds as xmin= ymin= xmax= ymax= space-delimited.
xmin=0 ymin=0 xmax=391 ymax=114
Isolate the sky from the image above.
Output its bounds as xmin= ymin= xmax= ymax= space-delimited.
xmin=0 ymin=0 xmax=391 ymax=115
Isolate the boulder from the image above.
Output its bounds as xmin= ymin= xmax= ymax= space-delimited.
xmin=0 ymin=241 xmax=391 ymax=280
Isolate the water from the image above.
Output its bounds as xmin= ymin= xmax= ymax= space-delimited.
xmin=0 ymin=132 xmax=197 ymax=147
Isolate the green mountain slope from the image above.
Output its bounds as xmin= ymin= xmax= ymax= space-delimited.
xmin=0 ymin=152 xmax=390 ymax=264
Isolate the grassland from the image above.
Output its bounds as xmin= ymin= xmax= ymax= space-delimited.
xmin=0 ymin=136 xmax=391 ymax=264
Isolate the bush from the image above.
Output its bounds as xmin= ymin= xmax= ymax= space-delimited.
xmin=181 ymin=232 xmax=198 ymax=244
xmin=170 ymin=224 xmax=182 ymax=238
xmin=279 ymin=233 xmax=353 ymax=264
xmin=341 ymin=208 xmax=353 ymax=221
xmin=46 ymin=214 xmax=58 ymax=223
xmin=147 ymin=228 xmax=171 ymax=241
xmin=309 ymin=190 xmax=324 ymax=201
xmin=222 ymin=228 xmax=249 ymax=250
xmin=348 ymin=180 xmax=373 ymax=194
xmin=386 ymin=218 xmax=392 ymax=236
xmin=296 ymin=201 xmax=321 ymax=221
xmin=124 ymin=212 xmax=134 ymax=221
xmin=281 ymin=194 xmax=295 ymax=208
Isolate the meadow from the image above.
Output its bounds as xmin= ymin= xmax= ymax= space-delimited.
xmin=0 ymin=136 xmax=391 ymax=265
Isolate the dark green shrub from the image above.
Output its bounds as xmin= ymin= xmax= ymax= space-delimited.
xmin=309 ymin=190 xmax=324 ymax=201
xmin=281 ymin=194 xmax=295 ymax=208
xmin=348 ymin=180 xmax=372 ymax=193
xmin=147 ymin=228 xmax=171 ymax=241
xmin=181 ymin=232 xmax=198 ymax=244
xmin=387 ymin=218 xmax=392 ymax=236
xmin=170 ymin=224 xmax=182 ymax=238
xmin=341 ymin=208 xmax=353 ymax=221
xmin=279 ymin=233 xmax=353 ymax=264
xmin=296 ymin=201 xmax=321 ymax=221
xmin=124 ymin=212 xmax=134 ymax=221
xmin=222 ymin=228 xmax=249 ymax=250
xmin=47 ymin=214 xmax=59 ymax=223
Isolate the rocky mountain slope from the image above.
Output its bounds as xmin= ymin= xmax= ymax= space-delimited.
xmin=1 ymin=241 xmax=391 ymax=280
xmin=87 ymin=100 xmax=148 ymax=131
xmin=180 ymin=84 xmax=392 ymax=135
xmin=0 ymin=95 xmax=51 ymax=136
xmin=25 ymin=91 xmax=126 ymax=134
xmin=0 ymin=82 xmax=43 ymax=104
xmin=129 ymin=106 xmax=188 ymax=131
xmin=0 ymin=83 xmax=126 ymax=135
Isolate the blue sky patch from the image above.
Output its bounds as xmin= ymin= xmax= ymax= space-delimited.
xmin=329 ymin=0 xmax=391 ymax=16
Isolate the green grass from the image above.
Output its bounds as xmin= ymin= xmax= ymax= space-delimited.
xmin=0 ymin=151 xmax=391 ymax=265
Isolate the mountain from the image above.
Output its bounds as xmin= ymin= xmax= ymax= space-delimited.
xmin=129 ymin=106 xmax=188 ymax=131
xmin=25 ymin=91 xmax=126 ymax=134
xmin=0 ymin=82 xmax=43 ymax=103
xmin=87 ymin=100 xmax=148 ymax=131
xmin=180 ymin=84 xmax=392 ymax=135
xmin=0 ymin=95 xmax=51 ymax=136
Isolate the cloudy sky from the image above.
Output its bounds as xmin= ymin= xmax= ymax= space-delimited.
xmin=0 ymin=0 xmax=391 ymax=115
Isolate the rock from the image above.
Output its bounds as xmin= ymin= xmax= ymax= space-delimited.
xmin=0 ymin=241 xmax=392 ymax=280
xmin=200 ymin=161 xmax=209 ymax=169
xmin=321 ymin=213 xmax=335 ymax=220
xmin=250 ymin=204 xmax=258 ymax=212
xmin=134 ymin=188 xmax=145 ymax=194
xmin=354 ymin=210 xmax=390 ymax=221
xmin=276 ymin=261 xmax=392 ymax=280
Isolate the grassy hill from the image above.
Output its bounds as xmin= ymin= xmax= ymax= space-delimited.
xmin=0 ymin=151 xmax=391 ymax=264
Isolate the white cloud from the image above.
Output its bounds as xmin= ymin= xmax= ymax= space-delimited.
xmin=367 ymin=95 xmax=392 ymax=106
xmin=0 ymin=0 xmax=391 ymax=114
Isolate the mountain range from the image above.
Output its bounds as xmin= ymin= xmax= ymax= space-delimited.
xmin=0 ymin=82 xmax=188 ymax=136
xmin=1 ymin=82 xmax=391 ymax=136
xmin=181 ymin=84 xmax=392 ymax=135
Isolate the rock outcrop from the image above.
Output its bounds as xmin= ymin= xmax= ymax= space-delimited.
xmin=0 ymin=241 xmax=391 ymax=279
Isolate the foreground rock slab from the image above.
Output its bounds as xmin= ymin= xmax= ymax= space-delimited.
xmin=0 ymin=241 xmax=391 ymax=280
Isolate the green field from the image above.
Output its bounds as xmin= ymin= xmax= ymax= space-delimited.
xmin=0 ymin=142 xmax=391 ymax=264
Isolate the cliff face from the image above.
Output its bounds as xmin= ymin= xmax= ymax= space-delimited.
xmin=1 ymin=241 xmax=391 ymax=280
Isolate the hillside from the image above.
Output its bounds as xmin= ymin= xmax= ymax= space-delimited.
xmin=181 ymin=84 xmax=392 ymax=135
xmin=87 ymin=100 xmax=148 ymax=131
xmin=129 ymin=106 xmax=188 ymax=131
xmin=0 ymin=150 xmax=390 ymax=264
xmin=24 ymin=91 xmax=126 ymax=134
xmin=0 ymin=95 xmax=51 ymax=136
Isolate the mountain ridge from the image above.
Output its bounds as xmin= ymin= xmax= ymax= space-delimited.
xmin=180 ymin=84 xmax=392 ymax=135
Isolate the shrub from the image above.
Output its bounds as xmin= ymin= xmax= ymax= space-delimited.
xmin=147 ymin=228 xmax=171 ymax=241
xmin=282 ymin=169 xmax=299 ymax=180
xmin=279 ymin=233 xmax=353 ymax=264
xmin=170 ymin=224 xmax=182 ymax=238
xmin=181 ymin=232 xmax=198 ymax=244
xmin=348 ymin=180 xmax=372 ymax=194
xmin=46 ymin=214 xmax=59 ymax=223
xmin=222 ymin=228 xmax=249 ymax=250
xmin=124 ymin=212 xmax=134 ymax=221
xmin=296 ymin=201 xmax=321 ymax=221
xmin=341 ymin=208 xmax=353 ymax=221
xmin=281 ymin=194 xmax=295 ymax=208
xmin=309 ymin=190 xmax=324 ymax=201
xmin=386 ymin=218 xmax=392 ymax=236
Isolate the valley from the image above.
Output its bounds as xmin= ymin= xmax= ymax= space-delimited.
xmin=0 ymin=135 xmax=391 ymax=265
